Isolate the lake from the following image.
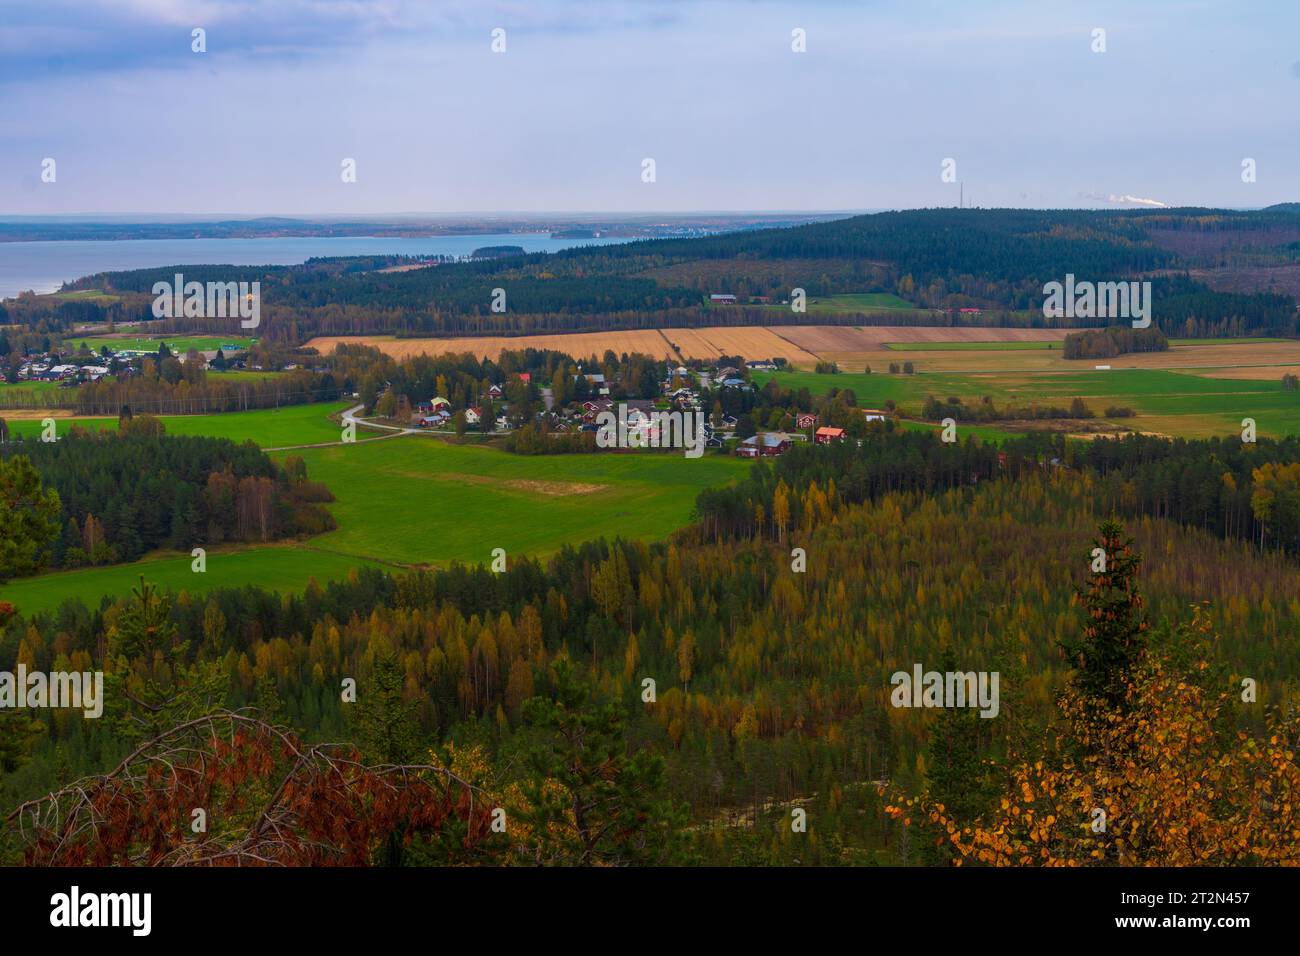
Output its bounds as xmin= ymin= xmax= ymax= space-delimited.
xmin=0 ymin=233 xmax=630 ymax=300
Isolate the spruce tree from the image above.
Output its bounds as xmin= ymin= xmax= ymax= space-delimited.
xmin=1063 ymin=520 xmax=1148 ymax=706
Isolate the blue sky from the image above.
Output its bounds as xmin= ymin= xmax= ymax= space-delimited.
xmin=1 ymin=0 xmax=1297 ymax=214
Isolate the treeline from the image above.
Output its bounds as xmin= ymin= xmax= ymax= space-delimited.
xmin=1062 ymin=325 xmax=1169 ymax=359
xmin=0 ymin=428 xmax=334 ymax=570
xmin=692 ymin=428 xmax=1300 ymax=555
xmin=920 ymin=394 xmax=1111 ymax=421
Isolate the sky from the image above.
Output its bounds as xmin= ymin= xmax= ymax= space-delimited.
xmin=1 ymin=0 xmax=1297 ymax=215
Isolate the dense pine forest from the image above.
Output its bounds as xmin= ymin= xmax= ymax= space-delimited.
xmin=0 ymin=428 xmax=334 ymax=573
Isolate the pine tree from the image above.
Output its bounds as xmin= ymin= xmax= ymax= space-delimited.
xmin=1063 ymin=520 xmax=1148 ymax=706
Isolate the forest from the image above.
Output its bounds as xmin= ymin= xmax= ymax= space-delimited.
xmin=0 ymin=427 xmax=334 ymax=574
xmin=3 ymin=424 xmax=1300 ymax=865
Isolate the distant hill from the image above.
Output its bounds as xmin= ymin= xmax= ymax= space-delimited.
xmin=6 ymin=206 xmax=1298 ymax=342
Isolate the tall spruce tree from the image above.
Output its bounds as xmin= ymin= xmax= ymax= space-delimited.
xmin=1063 ymin=520 xmax=1148 ymax=705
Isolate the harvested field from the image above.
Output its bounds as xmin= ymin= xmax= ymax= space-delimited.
xmin=775 ymin=326 xmax=1067 ymax=352
xmin=308 ymin=331 xmax=681 ymax=363
xmin=662 ymin=327 xmax=820 ymax=366
xmin=305 ymin=329 xmax=1300 ymax=376
xmin=308 ymin=327 xmax=821 ymax=367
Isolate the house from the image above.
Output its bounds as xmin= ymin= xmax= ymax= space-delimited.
xmin=720 ymin=414 xmax=739 ymax=430
xmin=488 ymin=383 xmax=504 ymax=399
xmin=716 ymin=366 xmax=741 ymax=379
xmin=815 ymin=426 xmax=846 ymax=444
xmin=709 ymin=293 xmax=737 ymax=304
xmin=495 ymin=415 xmax=513 ymax=432
xmin=515 ymin=372 xmax=531 ymax=384
xmin=415 ymin=414 xmax=445 ymax=428
xmin=720 ymin=377 xmax=750 ymax=390
xmin=795 ymin=412 xmax=819 ymax=429
xmin=746 ymin=360 xmax=778 ymax=371
xmin=736 ymin=432 xmax=792 ymax=459
xmin=958 ymin=307 xmax=983 ymax=315
xmin=464 ymin=406 xmax=482 ymax=425
xmin=416 ymin=397 xmax=450 ymax=415
xmin=79 ymin=365 xmax=110 ymax=381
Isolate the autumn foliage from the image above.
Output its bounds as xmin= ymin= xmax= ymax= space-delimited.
xmin=6 ymin=711 xmax=491 ymax=866
xmin=887 ymin=605 xmax=1300 ymax=866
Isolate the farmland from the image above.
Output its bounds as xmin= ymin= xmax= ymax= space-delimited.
xmin=762 ymin=292 xmax=921 ymax=313
xmin=0 ymin=400 xmax=361 ymax=447
xmin=305 ymin=325 xmax=1071 ymax=370
xmin=314 ymin=325 xmax=1300 ymax=374
xmin=0 ymin=546 xmax=384 ymax=616
xmin=755 ymin=365 xmax=1300 ymax=439
xmin=67 ymin=334 xmax=257 ymax=352
xmin=278 ymin=436 xmax=748 ymax=568
xmin=1 ymin=415 xmax=749 ymax=614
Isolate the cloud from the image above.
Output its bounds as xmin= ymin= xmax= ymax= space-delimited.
xmin=1083 ymin=192 xmax=1169 ymax=208
xmin=1107 ymin=194 xmax=1169 ymax=208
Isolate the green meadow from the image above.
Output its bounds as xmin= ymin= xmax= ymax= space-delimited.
xmin=761 ymin=292 xmax=919 ymax=314
xmin=70 ymin=335 xmax=257 ymax=352
xmin=2 ymin=401 xmax=359 ymax=447
xmin=881 ymin=337 xmax=1288 ymax=352
xmin=0 ymin=547 xmax=384 ymax=616
xmin=755 ymin=368 xmax=1300 ymax=439
xmin=2 ymin=417 xmax=750 ymax=614
xmin=279 ymin=437 xmax=749 ymax=567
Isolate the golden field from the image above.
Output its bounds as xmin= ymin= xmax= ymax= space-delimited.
xmin=304 ymin=328 xmax=1300 ymax=377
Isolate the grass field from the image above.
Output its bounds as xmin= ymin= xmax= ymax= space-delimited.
xmin=69 ymin=335 xmax=257 ymax=352
xmin=42 ymin=290 xmax=120 ymax=303
xmin=2 ymin=419 xmax=750 ymax=614
xmin=755 ymin=367 xmax=1300 ymax=439
xmin=279 ymin=437 xmax=749 ymax=567
xmin=1 ymin=547 xmax=385 ymax=615
xmin=1 ymin=401 xmax=358 ymax=447
xmin=0 ymin=379 xmax=65 ymax=392
xmin=762 ymin=293 xmax=920 ymax=313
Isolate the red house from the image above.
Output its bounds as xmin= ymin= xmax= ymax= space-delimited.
xmin=815 ymin=426 xmax=846 ymax=444
xmin=796 ymin=412 xmax=818 ymax=429
xmin=736 ymin=432 xmax=792 ymax=458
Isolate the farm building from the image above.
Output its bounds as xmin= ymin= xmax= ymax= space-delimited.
xmin=796 ymin=412 xmax=818 ymax=429
xmin=709 ymin=293 xmax=737 ymax=304
xmin=736 ymin=431 xmax=793 ymax=459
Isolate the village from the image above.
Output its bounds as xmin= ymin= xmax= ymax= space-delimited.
xmin=380 ymin=354 xmax=891 ymax=457
xmin=9 ymin=341 xmax=255 ymax=385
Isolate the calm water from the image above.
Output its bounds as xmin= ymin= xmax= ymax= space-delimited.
xmin=0 ymin=233 xmax=630 ymax=300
